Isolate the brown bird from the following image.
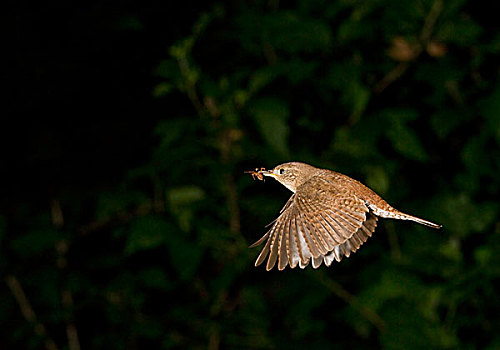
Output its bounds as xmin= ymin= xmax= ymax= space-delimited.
xmin=248 ymin=162 xmax=441 ymax=271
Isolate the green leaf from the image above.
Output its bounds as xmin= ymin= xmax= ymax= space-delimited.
xmin=346 ymin=80 xmax=370 ymax=122
xmin=167 ymin=185 xmax=205 ymax=231
xmin=384 ymin=109 xmax=429 ymax=161
xmin=474 ymin=245 xmax=492 ymax=267
xmin=461 ymin=134 xmax=499 ymax=182
xmin=249 ymin=59 xmax=318 ymax=93
xmin=249 ymin=67 xmax=282 ymax=94
xmin=152 ymin=119 xmax=203 ymax=173
xmin=440 ymin=194 xmax=498 ymax=237
xmin=166 ymin=228 xmax=203 ymax=280
xmin=437 ymin=17 xmax=482 ymax=47
xmin=248 ymin=97 xmax=290 ymax=157
xmin=155 ymin=119 xmax=189 ymax=149
xmin=430 ymin=109 xmax=470 ymax=139
xmin=331 ymin=115 xmax=385 ymax=159
xmin=168 ymin=186 xmax=205 ymax=207
xmin=365 ymin=166 xmax=389 ymax=195
xmin=11 ymin=229 xmax=64 ymax=257
xmin=325 ymin=63 xmax=370 ymax=120
xmin=96 ymin=190 xmax=149 ymax=221
xmin=438 ymin=237 xmax=462 ymax=262
xmin=138 ymin=268 xmax=171 ymax=290
xmin=155 ymin=59 xmax=182 ymax=80
xmin=152 ymin=82 xmax=174 ymax=98
xmin=238 ymin=12 xmax=332 ymax=54
xmin=125 ymin=216 xmax=170 ymax=255
xmin=479 ymin=84 xmax=500 ymax=142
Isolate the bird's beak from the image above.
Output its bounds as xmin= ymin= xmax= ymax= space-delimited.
xmin=261 ymin=170 xmax=278 ymax=179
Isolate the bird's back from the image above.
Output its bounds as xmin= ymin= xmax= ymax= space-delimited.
xmin=319 ymin=169 xmax=393 ymax=211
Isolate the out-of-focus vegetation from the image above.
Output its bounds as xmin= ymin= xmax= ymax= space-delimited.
xmin=2 ymin=0 xmax=500 ymax=349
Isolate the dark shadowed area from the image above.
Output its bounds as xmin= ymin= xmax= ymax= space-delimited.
xmin=2 ymin=0 xmax=500 ymax=349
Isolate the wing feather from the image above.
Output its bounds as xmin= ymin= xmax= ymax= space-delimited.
xmin=297 ymin=198 xmax=338 ymax=248
xmin=278 ymin=214 xmax=289 ymax=271
xmin=265 ymin=214 xmax=285 ymax=270
xmin=322 ymin=213 xmax=378 ymax=263
xmin=251 ymin=174 xmax=379 ymax=270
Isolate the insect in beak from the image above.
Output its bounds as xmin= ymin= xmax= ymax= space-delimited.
xmin=244 ymin=167 xmax=266 ymax=181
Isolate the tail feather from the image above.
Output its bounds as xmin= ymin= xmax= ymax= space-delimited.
xmin=367 ymin=204 xmax=441 ymax=229
xmin=402 ymin=214 xmax=442 ymax=229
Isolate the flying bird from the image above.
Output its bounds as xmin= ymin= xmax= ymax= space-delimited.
xmin=247 ymin=162 xmax=441 ymax=271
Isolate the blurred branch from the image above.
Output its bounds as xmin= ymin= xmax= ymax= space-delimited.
xmin=262 ymin=41 xmax=278 ymax=65
xmin=5 ymin=275 xmax=60 ymax=350
xmin=311 ymin=271 xmax=386 ymax=333
xmin=50 ymin=199 xmax=64 ymax=228
xmin=171 ymin=11 xmax=217 ymax=118
xmin=177 ymin=57 xmax=205 ymax=115
xmin=171 ymin=21 xmax=243 ymax=239
xmin=419 ymin=0 xmax=444 ymax=44
xmin=80 ymin=201 xmax=154 ymax=235
xmin=220 ymin=129 xmax=242 ymax=235
xmin=268 ymin=0 xmax=279 ymax=10
xmin=374 ymin=62 xmax=409 ymax=94
xmin=374 ymin=0 xmax=443 ymax=93
xmin=208 ymin=324 xmax=220 ymax=350
xmin=385 ymin=221 xmax=402 ymax=260
xmin=60 ymin=289 xmax=80 ymax=350
xmin=51 ymin=199 xmax=81 ymax=350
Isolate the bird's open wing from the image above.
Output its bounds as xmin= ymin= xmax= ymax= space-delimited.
xmin=250 ymin=175 xmax=370 ymax=270
xmin=317 ymin=212 xmax=378 ymax=268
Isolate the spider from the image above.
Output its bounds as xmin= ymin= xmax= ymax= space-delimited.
xmin=244 ymin=167 xmax=266 ymax=181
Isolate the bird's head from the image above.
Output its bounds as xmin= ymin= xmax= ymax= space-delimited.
xmin=262 ymin=162 xmax=317 ymax=193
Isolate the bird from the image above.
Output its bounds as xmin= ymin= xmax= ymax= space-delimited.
xmin=247 ymin=162 xmax=441 ymax=271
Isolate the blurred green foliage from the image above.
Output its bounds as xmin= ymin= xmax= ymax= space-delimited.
xmin=2 ymin=0 xmax=500 ymax=349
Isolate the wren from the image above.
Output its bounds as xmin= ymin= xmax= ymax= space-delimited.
xmin=247 ymin=162 xmax=441 ymax=271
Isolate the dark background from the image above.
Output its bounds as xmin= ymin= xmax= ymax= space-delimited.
xmin=2 ymin=0 xmax=500 ymax=349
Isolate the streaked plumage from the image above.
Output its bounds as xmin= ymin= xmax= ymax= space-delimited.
xmin=248 ymin=162 xmax=441 ymax=271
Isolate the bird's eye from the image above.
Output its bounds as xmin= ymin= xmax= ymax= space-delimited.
xmin=279 ymin=169 xmax=285 ymax=174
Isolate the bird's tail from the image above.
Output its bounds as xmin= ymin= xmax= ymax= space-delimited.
xmin=399 ymin=213 xmax=442 ymax=229
xmin=368 ymin=204 xmax=442 ymax=229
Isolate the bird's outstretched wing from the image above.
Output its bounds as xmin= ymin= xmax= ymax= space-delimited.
xmin=250 ymin=175 xmax=374 ymax=270
xmin=316 ymin=212 xmax=378 ymax=268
